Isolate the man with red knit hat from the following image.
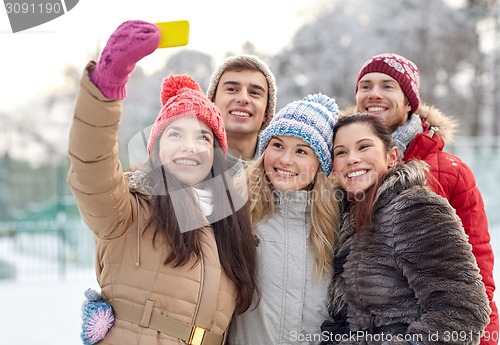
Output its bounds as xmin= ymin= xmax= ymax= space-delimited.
xmin=353 ymin=52 xmax=497 ymax=344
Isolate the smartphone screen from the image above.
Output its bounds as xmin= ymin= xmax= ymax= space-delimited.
xmin=155 ymin=20 xmax=190 ymax=48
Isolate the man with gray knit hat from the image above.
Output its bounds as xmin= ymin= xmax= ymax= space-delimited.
xmin=207 ymin=54 xmax=277 ymax=166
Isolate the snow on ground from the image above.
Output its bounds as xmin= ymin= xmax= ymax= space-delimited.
xmin=0 ymin=234 xmax=99 ymax=345
xmin=0 ymin=274 xmax=99 ymax=345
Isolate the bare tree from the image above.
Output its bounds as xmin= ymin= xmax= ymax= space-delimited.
xmin=272 ymin=0 xmax=485 ymax=136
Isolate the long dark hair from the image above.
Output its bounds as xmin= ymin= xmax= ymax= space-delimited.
xmin=332 ymin=113 xmax=395 ymax=232
xmin=144 ymin=137 xmax=258 ymax=313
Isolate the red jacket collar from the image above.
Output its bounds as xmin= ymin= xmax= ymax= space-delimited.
xmin=403 ymin=118 xmax=445 ymax=161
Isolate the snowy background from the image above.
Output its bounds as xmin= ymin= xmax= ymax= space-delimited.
xmin=0 ymin=231 xmax=99 ymax=344
xmin=0 ymin=274 xmax=99 ymax=344
xmin=1 ymin=0 xmax=499 ymax=343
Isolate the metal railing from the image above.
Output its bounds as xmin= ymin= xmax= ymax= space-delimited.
xmin=0 ymin=218 xmax=94 ymax=282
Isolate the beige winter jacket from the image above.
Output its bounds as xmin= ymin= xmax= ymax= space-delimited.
xmin=67 ymin=62 xmax=236 ymax=345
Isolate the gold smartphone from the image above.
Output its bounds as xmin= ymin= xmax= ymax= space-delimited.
xmin=155 ymin=20 xmax=190 ymax=48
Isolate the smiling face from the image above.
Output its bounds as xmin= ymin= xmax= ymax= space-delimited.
xmin=213 ymin=69 xmax=268 ymax=138
xmin=355 ymin=72 xmax=411 ymax=132
xmin=263 ymin=135 xmax=320 ymax=191
xmin=332 ymin=122 xmax=398 ymax=196
xmin=158 ymin=116 xmax=214 ymax=186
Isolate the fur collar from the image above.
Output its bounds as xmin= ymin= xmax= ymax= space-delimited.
xmin=329 ymin=159 xmax=428 ymax=317
xmin=374 ymin=160 xmax=428 ymax=210
xmin=123 ymin=166 xmax=154 ymax=198
xmin=416 ymin=103 xmax=457 ymax=143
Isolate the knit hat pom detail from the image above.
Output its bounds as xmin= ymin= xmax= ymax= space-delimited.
xmin=160 ymin=74 xmax=202 ymax=106
xmin=147 ymin=74 xmax=228 ymax=155
xmin=303 ymin=93 xmax=339 ymax=116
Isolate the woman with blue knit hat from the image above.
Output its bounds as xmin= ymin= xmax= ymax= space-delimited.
xmin=227 ymin=93 xmax=340 ymax=345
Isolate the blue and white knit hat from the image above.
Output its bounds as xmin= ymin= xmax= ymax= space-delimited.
xmin=258 ymin=93 xmax=339 ymax=175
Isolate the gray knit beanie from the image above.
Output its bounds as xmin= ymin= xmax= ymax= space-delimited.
xmin=206 ymin=54 xmax=277 ymax=130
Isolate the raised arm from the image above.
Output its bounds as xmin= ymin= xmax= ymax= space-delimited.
xmin=67 ymin=21 xmax=160 ymax=238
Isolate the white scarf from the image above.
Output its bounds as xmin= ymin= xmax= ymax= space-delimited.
xmin=192 ymin=187 xmax=214 ymax=216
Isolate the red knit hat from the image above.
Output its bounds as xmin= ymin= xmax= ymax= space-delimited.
xmin=147 ymin=74 xmax=227 ymax=154
xmin=356 ymin=53 xmax=420 ymax=114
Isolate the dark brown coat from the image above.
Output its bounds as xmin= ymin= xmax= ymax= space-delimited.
xmin=327 ymin=161 xmax=490 ymax=345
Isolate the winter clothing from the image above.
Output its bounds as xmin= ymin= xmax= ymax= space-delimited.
xmin=206 ymin=54 xmax=277 ymax=129
xmin=68 ymin=63 xmax=237 ymax=345
xmin=391 ymin=113 xmax=423 ymax=159
xmin=326 ymin=160 xmax=491 ymax=345
xmin=258 ymin=93 xmax=339 ymax=175
xmin=354 ymin=53 xmax=420 ymax=113
xmin=81 ymin=289 xmax=115 ymax=345
xmin=399 ymin=104 xmax=498 ymax=343
xmin=147 ymin=74 xmax=227 ymax=154
xmin=228 ymin=190 xmax=332 ymax=345
xmin=90 ymin=20 xmax=160 ymax=100
xmin=356 ymin=53 xmax=420 ymax=114
xmin=340 ymin=103 xmax=498 ymax=344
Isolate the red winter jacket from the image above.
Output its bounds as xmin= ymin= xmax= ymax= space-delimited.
xmin=404 ymin=104 xmax=497 ymax=345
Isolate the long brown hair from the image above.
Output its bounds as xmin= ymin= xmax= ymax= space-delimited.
xmin=145 ymin=137 xmax=258 ymax=313
xmin=332 ymin=113 xmax=395 ymax=232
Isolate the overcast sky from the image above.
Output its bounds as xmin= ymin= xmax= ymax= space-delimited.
xmin=0 ymin=0 xmax=315 ymax=111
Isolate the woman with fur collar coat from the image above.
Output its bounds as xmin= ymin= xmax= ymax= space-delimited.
xmin=343 ymin=99 xmax=496 ymax=343
xmin=323 ymin=113 xmax=490 ymax=345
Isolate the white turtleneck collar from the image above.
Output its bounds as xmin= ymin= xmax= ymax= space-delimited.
xmin=192 ymin=187 xmax=214 ymax=217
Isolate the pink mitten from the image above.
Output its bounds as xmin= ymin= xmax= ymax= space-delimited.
xmin=91 ymin=20 xmax=160 ymax=100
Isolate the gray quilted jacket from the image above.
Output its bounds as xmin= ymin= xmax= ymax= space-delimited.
xmin=229 ymin=190 xmax=332 ymax=345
